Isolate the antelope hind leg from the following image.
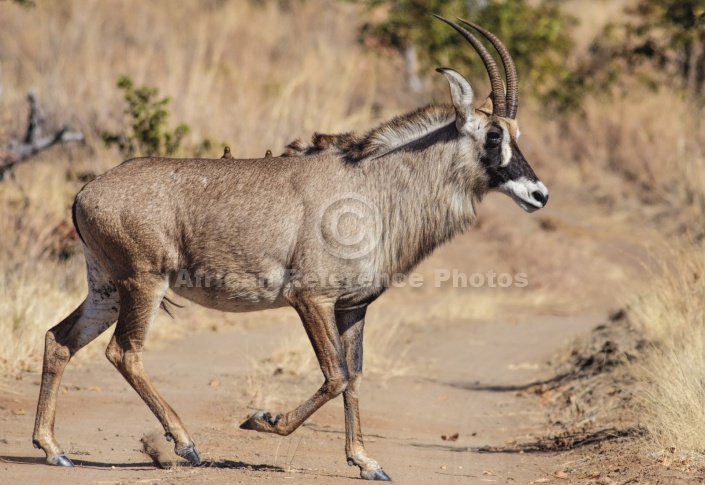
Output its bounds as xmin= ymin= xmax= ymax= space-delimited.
xmin=33 ymin=281 xmax=119 ymax=466
xmin=106 ymin=274 xmax=200 ymax=465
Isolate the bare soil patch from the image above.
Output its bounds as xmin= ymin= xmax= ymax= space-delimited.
xmin=491 ymin=311 xmax=705 ymax=484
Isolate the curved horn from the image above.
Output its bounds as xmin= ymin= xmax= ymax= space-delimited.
xmin=433 ymin=15 xmax=506 ymax=118
xmin=458 ymin=18 xmax=518 ymax=119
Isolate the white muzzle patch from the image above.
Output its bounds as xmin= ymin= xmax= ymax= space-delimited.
xmin=499 ymin=177 xmax=548 ymax=213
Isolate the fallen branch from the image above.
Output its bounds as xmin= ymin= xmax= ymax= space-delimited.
xmin=1 ymin=91 xmax=84 ymax=181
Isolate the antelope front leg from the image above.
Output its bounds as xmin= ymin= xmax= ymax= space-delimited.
xmin=337 ymin=307 xmax=390 ymax=481
xmin=240 ymin=295 xmax=348 ymax=436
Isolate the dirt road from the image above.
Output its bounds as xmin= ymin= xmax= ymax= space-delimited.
xmin=0 ymin=309 xmax=601 ymax=484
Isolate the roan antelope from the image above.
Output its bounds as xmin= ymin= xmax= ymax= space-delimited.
xmin=33 ymin=17 xmax=548 ymax=481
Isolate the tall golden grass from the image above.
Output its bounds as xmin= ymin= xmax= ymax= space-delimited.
xmin=0 ymin=158 xmax=86 ymax=373
xmin=629 ymin=239 xmax=705 ymax=459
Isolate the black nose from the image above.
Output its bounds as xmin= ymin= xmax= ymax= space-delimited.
xmin=532 ymin=191 xmax=548 ymax=206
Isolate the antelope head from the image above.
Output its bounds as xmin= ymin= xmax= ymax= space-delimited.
xmin=436 ymin=16 xmax=548 ymax=213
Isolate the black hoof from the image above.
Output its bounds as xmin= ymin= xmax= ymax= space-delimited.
xmin=176 ymin=443 xmax=201 ymax=465
xmin=48 ymin=454 xmax=74 ymax=467
xmin=361 ymin=469 xmax=392 ymax=481
xmin=239 ymin=411 xmax=281 ymax=430
xmin=239 ymin=412 xmax=259 ymax=430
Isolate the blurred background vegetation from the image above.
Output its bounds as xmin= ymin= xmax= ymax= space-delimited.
xmin=1 ymin=0 xmax=705 ymax=465
xmin=350 ymin=0 xmax=705 ymax=111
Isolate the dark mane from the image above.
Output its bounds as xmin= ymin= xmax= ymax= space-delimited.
xmin=281 ymin=104 xmax=455 ymax=162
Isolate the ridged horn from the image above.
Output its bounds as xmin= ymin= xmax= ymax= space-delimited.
xmin=458 ymin=18 xmax=518 ymax=119
xmin=433 ymin=15 xmax=507 ymax=118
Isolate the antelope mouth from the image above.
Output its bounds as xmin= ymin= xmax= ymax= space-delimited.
xmin=500 ymin=178 xmax=549 ymax=213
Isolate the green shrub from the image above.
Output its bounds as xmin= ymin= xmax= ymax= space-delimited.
xmin=555 ymin=0 xmax=705 ymax=112
xmin=599 ymin=0 xmax=705 ymax=97
xmin=103 ymin=76 xmax=190 ymax=158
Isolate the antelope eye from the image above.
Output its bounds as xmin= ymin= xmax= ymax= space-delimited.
xmin=486 ymin=130 xmax=502 ymax=147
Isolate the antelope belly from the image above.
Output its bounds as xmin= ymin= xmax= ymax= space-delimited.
xmin=169 ymin=269 xmax=288 ymax=312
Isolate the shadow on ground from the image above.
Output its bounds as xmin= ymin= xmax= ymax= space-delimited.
xmin=0 ymin=455 xmax=286 ymax=472
xmin=408 ymin=427 xmax=641 ymax=455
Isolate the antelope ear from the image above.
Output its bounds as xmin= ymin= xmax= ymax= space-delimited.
xmin=437 ymin=68 xmax=474 ymax=129
xmin=478 ymin=94 xmax=494 ymax=116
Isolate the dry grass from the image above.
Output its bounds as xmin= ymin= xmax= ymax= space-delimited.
xmin=630 ymin=240 xmax=705 ymax=347
xmin=641 ymin=340 xmax=705 ymax=461
xmin=627 ymin=240 xmax=705 ymax=460
xmin=0 ymin=256 xmax=84 ymax=373
xmin=529 ymin=88 xmax=705 ymax=221
xmin=0 ymin=156 xmax=86 ymax=373
xmin=0 ymin=0 xmax=407 ymax=154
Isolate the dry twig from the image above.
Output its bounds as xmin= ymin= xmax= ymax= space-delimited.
xmin=1 ymin=91 xmax=83 ymax=181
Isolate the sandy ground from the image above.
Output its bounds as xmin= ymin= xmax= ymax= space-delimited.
xmin=0 ymin=311 xmax=603 ymax=485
